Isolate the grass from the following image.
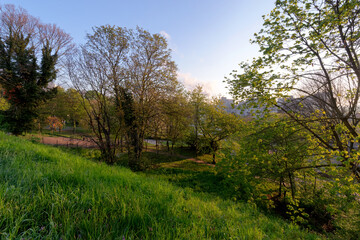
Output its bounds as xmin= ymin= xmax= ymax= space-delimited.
xmin=145 ymin=160 xmax=225 ymax=198
xmin=0 ymin=132 xmax=322 ymax=239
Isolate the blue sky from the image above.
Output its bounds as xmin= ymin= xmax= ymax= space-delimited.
xmin=1 ymin=0 xmax=276 ymax=97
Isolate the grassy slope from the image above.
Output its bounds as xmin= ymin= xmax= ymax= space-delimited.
xmin=0 ymin=132 xmax=321 ymax=239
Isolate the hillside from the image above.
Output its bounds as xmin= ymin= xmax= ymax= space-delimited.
xmin=0 ymin=132 xmax=321 ymax=239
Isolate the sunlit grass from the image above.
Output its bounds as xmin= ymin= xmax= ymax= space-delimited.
xmin=0 ymin=132 xmax=322 ymax=239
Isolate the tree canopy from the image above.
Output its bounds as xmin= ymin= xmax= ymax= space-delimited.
xmin=227 ymin=0 xmax=360 ymax=181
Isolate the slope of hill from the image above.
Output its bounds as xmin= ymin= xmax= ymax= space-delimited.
xmin=0 ymin=132 xmax=321 ymax=239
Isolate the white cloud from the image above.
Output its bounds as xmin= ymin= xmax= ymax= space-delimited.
xmin=160 ymin=30 xmax=179 ymax=54
xmin=177 ymin=72 xmax=217 ymax=96
xmin=160 ymin=30 xmax=171 ymax=40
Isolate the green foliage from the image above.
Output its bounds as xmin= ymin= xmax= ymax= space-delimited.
xmin=187 ymin=87 xmax=241 ymax=164
xmin=162 ymin=90 xmax=192 ymax=151
xmin=0 ymin=33 xmax=57 ymax=135
xmin=0 ymin=96 xmax=9 ymax=111
xmin=217 ymin=116 xmax=360 ymax=237
xmin=38 ymin=87 xmax=86 ymax=132
xmin=187 ymin=85 xmax=208 ymax=153
xmin=226 ymin=1 xmax=360 ymax=236
xmin=120 ymin=87 xmax=142 ymax=170
xmin=226 ymin=0 xmax=360 ymax=181
xmin=0 ymin=132 xmax=320 ymax=239
xmin=198 ymin=98 xmax=242 ymax=164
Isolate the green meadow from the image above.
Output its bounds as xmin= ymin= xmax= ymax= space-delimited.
xmin=0 ymin=132 xmax=321 ymax=239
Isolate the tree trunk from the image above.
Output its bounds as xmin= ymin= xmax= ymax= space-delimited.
xmin=211 ymin=140 xmax=218 ymax=164
xmin=288 ymin=172 xmax=296 ymax=200
xmin=73 ymin=121 xmax=76 ymax=134
xmin=128 ymin=128 xmax=142 ymax=171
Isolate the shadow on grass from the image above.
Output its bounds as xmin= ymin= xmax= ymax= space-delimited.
xmin=145 ymin=161 xmax=231 ymax=199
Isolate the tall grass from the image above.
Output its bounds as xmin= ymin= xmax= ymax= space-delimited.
xmin=0 ymin=132 xmax=321 ymax=239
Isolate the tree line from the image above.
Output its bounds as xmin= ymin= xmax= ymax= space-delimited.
xmin=0 ymin=4 xmax=240 ymax=170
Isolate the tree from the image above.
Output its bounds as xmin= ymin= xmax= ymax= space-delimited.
xmin=227 ymin=0 xmax=360 ymax=181
xmin=162 ymin=89 xmax=192 ymax=152
xmin=217 ymin=116 xmax=329 ymax=226
xmin=0 ymin=4 xmax=74 ymax=59
xmin=119 ymin=87 xmax=141 ymax=170
xmin=47 ymin=116 xmax=63 ymax=133
xmin=0 ymin=4 xmax=73 ymax=135
xmin=68 ymin=25 xmax=129 ymax=164
xmin=125 ymin=27 xmax=179 ymax=168
xmin=188 ymin=85 xmax=207 ymax=154
xmin=0 ymin=33 xmax=57 ymax=135
xmin=67 ymin=25 xmax=179 ymax=168
xmin=37 ymin=87 xmax=86 ymax=133
xmin=198 ymin=98 xmax=241 ymax=164
xmin=64 ymin=88 xmax=87 ymax=133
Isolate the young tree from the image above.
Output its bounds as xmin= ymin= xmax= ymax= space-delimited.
xmin=162 ymin=90 xmax=192 ymax=152
xmin=217 ymin=116 xmax=324 ymax=226
xmin=64 ymin=88 xmax=87 ymax=133
xmin=188 ymin=85 xmax=207 ymax=154
xmin=226 ymin=0 xmax=360 ymax=181
xmin=68 ymin=25 xmax=179 ymax=168
xmin=47 ymin=116 xmax=63 ymax=133
xmin=198 ymin=98 xmax=242 ymax=164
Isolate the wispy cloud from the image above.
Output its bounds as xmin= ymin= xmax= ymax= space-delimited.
xmin=177 ymin=72 xmax=216 ymax=96
xmin=160 ymin=30 xmax=179 ymax=54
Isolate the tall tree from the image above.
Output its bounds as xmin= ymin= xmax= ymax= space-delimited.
xmin=227 ymin=0 xmax=360 ymax=181
xmin=68 ymin=25 xmax=129 ymax=164
xmin=125 ymin=27 xmax=179 ymax=167
xmin=67 ymin=25 xmax=179 ymax=168
xmin=0 ymin=33 xmax=57 ymax=135
xmin=0 ymin=4 xmax=73 ymax=135
xmin=0 ymin=4 xmax=74 ymax=59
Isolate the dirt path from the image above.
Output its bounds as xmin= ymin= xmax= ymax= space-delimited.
xmin=41 ymin=136 xmax=213 ymax=166
xmin=41 ymin=136 xmax=98 ymax=148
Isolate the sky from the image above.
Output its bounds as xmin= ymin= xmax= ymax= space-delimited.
xmin=1 ymin=0 xmax=276 ymax=97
